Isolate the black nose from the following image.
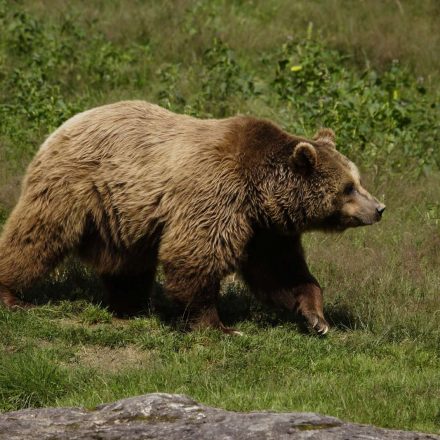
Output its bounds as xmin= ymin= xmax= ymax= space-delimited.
xmin=376 ymin=205 xmax=386 ymax=216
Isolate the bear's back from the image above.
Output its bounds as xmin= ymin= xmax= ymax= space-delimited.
xmin=33 ymin=101 xmax=241 ymax=171
xmin=21 ymin=102 xmax=249 ymax=248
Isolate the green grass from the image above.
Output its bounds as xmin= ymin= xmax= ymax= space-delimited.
xmin=0 ymin=0 xmax=439 ymax=435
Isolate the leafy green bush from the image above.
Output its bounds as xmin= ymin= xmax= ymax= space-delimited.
xmin=271 ymin=35 xmax=439 ymax=173
xmin=0 ymin=1 xmax=439 ymax=180
xmin=0 ymin=7 xmax=149 ymax=170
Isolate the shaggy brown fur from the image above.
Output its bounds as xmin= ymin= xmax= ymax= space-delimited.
xmin=0 ymin=101 xmax=385 ymax=334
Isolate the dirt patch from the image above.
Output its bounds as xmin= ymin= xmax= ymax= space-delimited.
xmin=72 ymin=345 xmax=151 ymax=373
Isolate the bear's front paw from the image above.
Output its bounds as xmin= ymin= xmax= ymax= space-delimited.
xmin=303 ymin=312 xmax=330 ymax=335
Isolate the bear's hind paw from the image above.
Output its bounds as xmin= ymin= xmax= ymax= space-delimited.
xmin=0 ymin=295 xmax=34 ymax=311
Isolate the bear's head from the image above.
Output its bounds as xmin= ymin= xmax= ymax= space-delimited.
xmin=282 ymin=128 xmax=385 ymax=232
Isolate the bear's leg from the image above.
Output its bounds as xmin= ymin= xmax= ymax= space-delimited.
xmin=0 ymin=196 xmax=84 ymax=308
xmin=162 ymin=264 xmax=240 ymax=335
xmin=240 ymin=229 xmax=329 ymax=334
xmin=101 ymin=268 xmax=156 ymax=317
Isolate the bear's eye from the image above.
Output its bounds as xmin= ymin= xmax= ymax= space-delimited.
xmin=343 ymin=183 xmax=355 ymax=195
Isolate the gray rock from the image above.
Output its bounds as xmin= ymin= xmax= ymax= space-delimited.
xmin=0 ymin=393 xmax=438 ymax=439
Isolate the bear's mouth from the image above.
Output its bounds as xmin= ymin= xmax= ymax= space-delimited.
xmin=348 ymin=216 xmax=369 ymax=227
xmin=342 ymin=215 xmax=378 ymax=228
xmin=318 ymin=213 xmax=377 ymax=232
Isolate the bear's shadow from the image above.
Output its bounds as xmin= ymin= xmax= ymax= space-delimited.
xmin=217 ymin=284 xmax=359 ymax=333
xmin=20 ymin=261 xmax=358 ymax=332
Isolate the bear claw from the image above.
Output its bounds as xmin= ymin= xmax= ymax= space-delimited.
xmin=304 ymin=313 xmax=330 ymax=336
xmin=0 ymin=290 xmax=34 ymax=310
xmin=220 ymin=325 xmax=244 ymax=336
xmin=313 ymin=320 xmax=329 ymax=335
xmin=10 ymin=301 xmax=35 ymax=310
xmin=317 ymin=325 xmax=329 ymax=335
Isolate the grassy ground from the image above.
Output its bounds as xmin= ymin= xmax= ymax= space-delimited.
xmin=0 ymin=0 xmax=439 ymax=434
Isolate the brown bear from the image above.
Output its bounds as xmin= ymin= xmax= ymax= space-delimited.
xmin=0 ymin=101 xmax=385 ymax=334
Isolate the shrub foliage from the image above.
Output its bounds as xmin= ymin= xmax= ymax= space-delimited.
xmin=0 ymin=2 xmax=439 ymax=181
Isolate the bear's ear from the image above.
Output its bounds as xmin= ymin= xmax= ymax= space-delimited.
xmin=313 ymin=128 xmax=336 ymax=148
xmin=290 ymin=142 xmax=317 ymax=171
